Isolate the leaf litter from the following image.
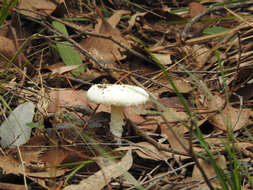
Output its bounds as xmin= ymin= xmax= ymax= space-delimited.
xmin=0 ymin=0 xmax=252 ymax=189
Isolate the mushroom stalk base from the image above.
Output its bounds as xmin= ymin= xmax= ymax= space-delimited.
xmin=110 ymin=105 xmax=125 ymax=138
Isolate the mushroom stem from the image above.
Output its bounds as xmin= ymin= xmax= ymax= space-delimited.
xmin=110 ymin=105 xmax=125 ymax=138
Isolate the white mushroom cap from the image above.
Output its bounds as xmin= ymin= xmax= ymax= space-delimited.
xmin=87 ymin=84 xmax=149 ymax=106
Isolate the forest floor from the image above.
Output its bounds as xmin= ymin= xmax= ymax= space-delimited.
xmin=0 ymin=0 xmax=252 ymax=189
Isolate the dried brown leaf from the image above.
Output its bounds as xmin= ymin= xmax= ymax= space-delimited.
xmin=80 ymin=12 xmax=129 ymax=63
xmin=134 ymin=141 xmax=172 ymax=161
xmin=192 ymin=155 xmax=226 ymax=188
xmin=48 ymin=90 xmax=90 ymax=112
xmin=40 ymin=149 xmax=68 ymax=165
xmin=18 ymin=0 xmax=57 ymax=18
xmin=188 ymin=2 xmax=207 ymax=18
xmin=126 ymin=12 xmax=146 ymax=32
xmin=107 ymin=10 xmax=130 ymax=28
xmin=44 ymin=64 xmax=82 ymax=75
xmin=209 ymin=103 xmax=250 ymax=131
xmin=160 ymin=124 xmax=189 ymax=155
xmin=235 ymin=142 xmax=253 ymax=158
xmin=64 ymin=150 xmax=133 ymax=190
xmin=208 ymin=94 xmax=250 ymax=131
xmin=0 ymin=36 xmax=16 ymax=60
xmin=153 ymin=53 xmax=172 ymax=65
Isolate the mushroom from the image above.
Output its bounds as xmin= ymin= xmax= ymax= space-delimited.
xmin=87 ymin=84 xmax=149 ymax=140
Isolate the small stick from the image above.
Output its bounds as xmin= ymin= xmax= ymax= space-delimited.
xmin=181 ymin=1 xmax=253 ymax=41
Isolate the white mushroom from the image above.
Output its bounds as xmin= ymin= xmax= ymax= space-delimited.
xmin=87 ymin=84 xmax=149 ymax=140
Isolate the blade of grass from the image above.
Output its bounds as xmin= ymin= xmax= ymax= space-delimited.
xmin=0 ymin=0 xmax=18 ymax=26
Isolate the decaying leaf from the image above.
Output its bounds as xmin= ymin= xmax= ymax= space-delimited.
xmin=0 ymin=36 xmax=16 ymax=57
xmin=209 ymin=103 xmax=250 ymax=131
xmin=80 ymin=10 xmax=130 ymax=64
xmin=132 ymin=141 xmax=173 ymax=161
xmin=188 ymin=2 xmax=207 ymax=18
xmin=43 ymin=62 xmax=83 ymax=75
xmin=124 ymin=107 xmax=158 ymax=132
xmin=48 ymin=89 xmax=90 ymax=112
xmin=17 ymin=0 xmax=57 ymax=19
xmin=0 ymin=102 xmax=35 ymax=148
xmin=153 ymin=53 xmax=172 ymax=65
xmin=192 ymin=155 xmax=226 ymax=188
xmin=160 ymin=124 xmax=189 ymax=155
xmin=0 ymin=152 xmax=68 ymax=178
xmin=235 ymin=142 xmax=253 ymax=158
xmin=64 ymin=150 xmax=133 ymax=190
xmin=117 ymin=141 xmax=190 ymax=161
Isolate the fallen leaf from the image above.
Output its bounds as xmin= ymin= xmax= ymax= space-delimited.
xmin=0 ymin=36 xmax=16 ymax=61
xmin=160 ymin=124 xmax=189 ymax=155
xmin=191 ymin=44 xmax=213 ymax=70
xmin=48 ymin=89 xmax=90 ymax=112
xmin=0 ymin=182 xmax=26 ymax=190
xmin=107 ymin=10 xmax=130 ymax=28
xmin=209 ymin=103 xmax=250 ymax=131
xmin=0 ymin=153 xmax=68 ymax=178
xmin=40 ymin=149 xmax=68 ymax=166
xmin=64 ymin=150 xmax=133 ymax=190
xmin=53 ymin=21 xmax=84 ymax=76
xmin=80 ymin=11 xmax=129 ymax=64
xmin=117 ymin=141 xmax=190 ymax=161
xmin=235 ymin=142 xmax=253 ymax=158
xmin=192 ymin=155 xmax=226 ymax=188
xmin=0 ymin=102 xmax=35 ymax=148
xmin=188 ymin=2 xmax=207 ymax=18
xmin=51 ymin=64 xmax=82 ymax=75
xmin=126 ymin=12 xmax=146 ymax=32
xmin=17 ymin=0 xmax=57 ymax=19
xmin=0 ymin=154 xmax=21 ymax=174
xmin=208 ymin=94 xmax=251 ymax=131
xmin=133 ymin=141 xmax=172 ymax=161
xmin=153 ymin=53 xmax=172 ymax=65
xmin=124 ymin=107 xmax=158 ymax=132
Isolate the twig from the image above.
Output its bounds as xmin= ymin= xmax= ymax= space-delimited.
xmin=181 ymin=1 xmax=253 ymax=41
xmin=130 ymin=120 xmax=189 ymax=157
xmin=47 ymin=15 xmax=155 ymax=65
xmin=126 ymin=162 xmax=195 ymax=190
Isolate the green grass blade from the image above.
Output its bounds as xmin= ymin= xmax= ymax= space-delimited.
xmin=0 ymin=0 xmax=18 ymax=26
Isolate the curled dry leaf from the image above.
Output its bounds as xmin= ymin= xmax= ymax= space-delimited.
xmin=126 ymin=12 xmax=146 ymax=32
xmin=64 ymin=150 xmax=133 ymax=190
xmin=107 ymin=10 xmax=131 ymax=28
